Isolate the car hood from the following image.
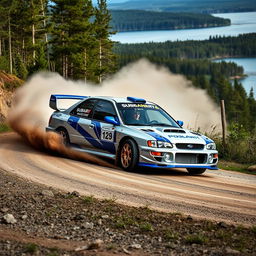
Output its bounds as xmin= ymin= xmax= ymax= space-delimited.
xmin=132 ymin=126 xmax=213 ymax=145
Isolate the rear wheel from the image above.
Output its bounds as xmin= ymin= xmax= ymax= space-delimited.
xmin=119 ymin=139 xmax=139 ymax=171
xmin=187 ymin=168 xmax=206 ymax=175
xmin=56 ymin=128 xmax=70 ymax=146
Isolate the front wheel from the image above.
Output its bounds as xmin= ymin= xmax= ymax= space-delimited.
xmin=118 ymin=139 xmax=139 ymax=171
xmin=186 ymin=168 xmax=206 ymax=175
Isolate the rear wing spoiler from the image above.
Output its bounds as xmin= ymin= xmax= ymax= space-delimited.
xmin=49 ymin=94 xmax=88 ymax=111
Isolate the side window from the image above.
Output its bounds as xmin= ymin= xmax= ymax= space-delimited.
xmin=92 ymin=100 xmax=117 ymax=122
xmin=70 ymin=99 xmax=97 ymax=118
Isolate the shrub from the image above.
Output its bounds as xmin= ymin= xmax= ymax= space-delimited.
xmin=216 ymin=123 xmax=256 ymax=164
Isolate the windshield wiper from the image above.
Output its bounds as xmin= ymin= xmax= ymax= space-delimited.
xmin=126 ymin=123 xmax=146 ymax=126
xmin=149 ymin=123 xmax=175 ymax=127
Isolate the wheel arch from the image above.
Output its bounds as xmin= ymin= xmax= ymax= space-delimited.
xmin=116 ymin=136 xmax=139 ymax=165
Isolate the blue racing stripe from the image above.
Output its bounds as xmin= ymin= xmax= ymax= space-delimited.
xmin=146 ymin=132 xmax=171 ymax=142
xmin=92 ymin=120 xmax=116 ymax=154
xmin=68 ymin=117 xmax=103 ymax=149
xmin=67 ymin=117 xmax=116 ymax=154
xmin=201 ymin=135 xmax=213 ymax=144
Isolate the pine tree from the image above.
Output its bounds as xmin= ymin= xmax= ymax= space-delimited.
xmin=15 ymin=53 xmax=28 ymax=79
xmin=0 ymin=0 xmax=16 ymax=74
xmin=94 ymin=0 xmax=116 ymax=83
xmin=51 ymin=0 xmax=94 ymax=80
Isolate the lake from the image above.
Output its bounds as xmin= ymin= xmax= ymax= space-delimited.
xmin=112 ymin=12 xmax=256 ymax=43
xmin=112 ymin=12 xmax=256 ymax=97
xmin=214 ymin=58 xmax=256 ymax=97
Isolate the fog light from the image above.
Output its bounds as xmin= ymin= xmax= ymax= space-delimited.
xmin=163 ymin=153 xmax=173 ymax=163
xmin=208 ymin=154 xmax=214 ymax=164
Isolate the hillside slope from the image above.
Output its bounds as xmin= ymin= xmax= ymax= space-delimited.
xmin=0 ymin=71 xmax=23 ymax=122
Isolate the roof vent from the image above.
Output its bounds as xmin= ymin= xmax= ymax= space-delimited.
xmin=127 ymin=96 xmax=146 ymax=103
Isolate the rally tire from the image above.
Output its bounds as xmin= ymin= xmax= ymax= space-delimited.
xmin=186 ymin=168 xmax=206 ymax=175
xmin=56 ymin=127 xmax=70 ymax=146
xmin=118 ymin=139 xmax=139 ymax=171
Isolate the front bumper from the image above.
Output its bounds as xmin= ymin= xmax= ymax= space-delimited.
xmin=138 ymin=162 xmax=218 ymax=170
xmin=139 ymin=145 xmax=218 ymax=170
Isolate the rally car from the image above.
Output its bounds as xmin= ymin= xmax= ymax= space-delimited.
xmin=46 ymin=95 xmax=218 ymax=174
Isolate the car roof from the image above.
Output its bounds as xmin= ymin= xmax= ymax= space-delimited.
xmin=88 ymin=96 xmax=154 ymax=104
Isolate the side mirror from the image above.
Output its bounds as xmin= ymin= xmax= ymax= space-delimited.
xmin=104 ymin=116 xmax=120 ymax=126
xmin=177 ymin=120 xmax=184 ymax=127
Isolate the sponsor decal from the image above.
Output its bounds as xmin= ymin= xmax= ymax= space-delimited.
xmin=168 ymin=135 xmax=200 ymax=139
xmin=121 ymin=103 xmax=159 ymax=109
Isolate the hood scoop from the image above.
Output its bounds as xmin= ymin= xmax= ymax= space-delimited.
xmin=141 ymin=129 xmax=155 ymax=132
xmin=163 ymin=129 xmax=186 ymax=133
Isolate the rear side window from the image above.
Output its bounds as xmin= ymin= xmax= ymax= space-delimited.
xmin=92 ymin=100 xmax=117 ymax=122
xmin=71 ymin=99 xmax=97 ymax=118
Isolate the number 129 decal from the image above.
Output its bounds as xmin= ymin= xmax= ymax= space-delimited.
xmin=101 ymin=130 xmax=114 ymax=142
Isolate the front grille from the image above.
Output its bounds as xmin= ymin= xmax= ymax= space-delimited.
xmin=175 ymin=153 xmax=207 ymax=164
xmin=176 ymin=143 xmax=204 ymax=150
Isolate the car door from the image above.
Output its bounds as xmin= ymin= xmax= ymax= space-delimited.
xmin=89 ymin=100 xmax=119 ymax=154
xmin=68 ymin=98 xmax=98 ymax=148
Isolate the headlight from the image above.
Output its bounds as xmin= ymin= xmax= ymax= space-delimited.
xmin=206 ymin=143 xmax=216 ymax=150
xmin=147 ymin=140 xmax=173 ymax=148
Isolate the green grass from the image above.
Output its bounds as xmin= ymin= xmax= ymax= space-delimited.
xmin=24 ymin=243 xmax=38 ymax=254
xmin=0 ymin=123 xmax=11 ymax=133
xmin=185 ymin=234 xmax=208 ymax=245
xmin=139 ymin=222 xmax=153 ymax=232
xmin=81 ymin=195 xmax=95 ymax=204
xmin=218 ymin=160 xmax=255 ymax=175
xmin=164 ymin=230 xmax=178 ymax=241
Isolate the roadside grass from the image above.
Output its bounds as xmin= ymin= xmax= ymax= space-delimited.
xmin=24 ymin=243 xmax=38 ymax=254
xmin=164 ymin=230 xmax=178 ymax=241
xmin=185 ymin=234 xmax=209 ymax=245
xmin=218 ymin=159 xmax=255 ymax=175
xmin=0 ymin=122 xmax=11 ymax=133
xmin=81 ymin=195 xmax=96 ymax=204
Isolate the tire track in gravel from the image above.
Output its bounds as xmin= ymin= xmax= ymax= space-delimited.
xmin=0 ymin=133 xmax=255 ymax=226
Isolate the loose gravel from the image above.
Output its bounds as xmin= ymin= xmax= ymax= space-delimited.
xmin=0 ymin=168 xmax=255 ymax=256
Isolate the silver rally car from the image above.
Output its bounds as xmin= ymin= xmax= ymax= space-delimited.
xmin=46 ymin=95 xmax=218 ymax=174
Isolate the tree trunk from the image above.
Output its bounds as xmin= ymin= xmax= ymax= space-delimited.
xmin=40 ymin=0 xmax=49 ymax=68
xmin=220 ymin=100 xmax=227 ymax=147
xmin=99 ymin=40 xmax=102 ymax=83
xmin=84 ymin=49 xmax=87 ymax=82
xmin=8 ymin=14 xmax=13 ymax=74
xmin=32 ymin=23 xmax=36 ymax=65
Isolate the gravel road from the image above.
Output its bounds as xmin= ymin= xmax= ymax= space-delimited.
xmin=0 ymin=132 xmax=255 ymax=226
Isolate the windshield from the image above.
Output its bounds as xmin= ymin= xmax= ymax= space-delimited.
xmin=117 ymin=103 xmax=180 ymax=127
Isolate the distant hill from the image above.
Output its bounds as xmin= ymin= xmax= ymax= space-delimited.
xmin=109 ymin=0 xmax=256 ymax=13
xmin=110 ymin=10 xmax=230 ymax=32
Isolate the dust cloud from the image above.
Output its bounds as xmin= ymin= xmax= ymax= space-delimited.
xmin=8 ymin=59 xmax=221 ymax=162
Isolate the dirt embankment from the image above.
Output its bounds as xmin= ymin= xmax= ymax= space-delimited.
xmin=0 ymin=71 xmax=23 ymax=122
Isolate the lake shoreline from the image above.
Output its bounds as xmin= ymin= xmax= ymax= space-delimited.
xmin=112 ymin=12 xmax=256 ymax=43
